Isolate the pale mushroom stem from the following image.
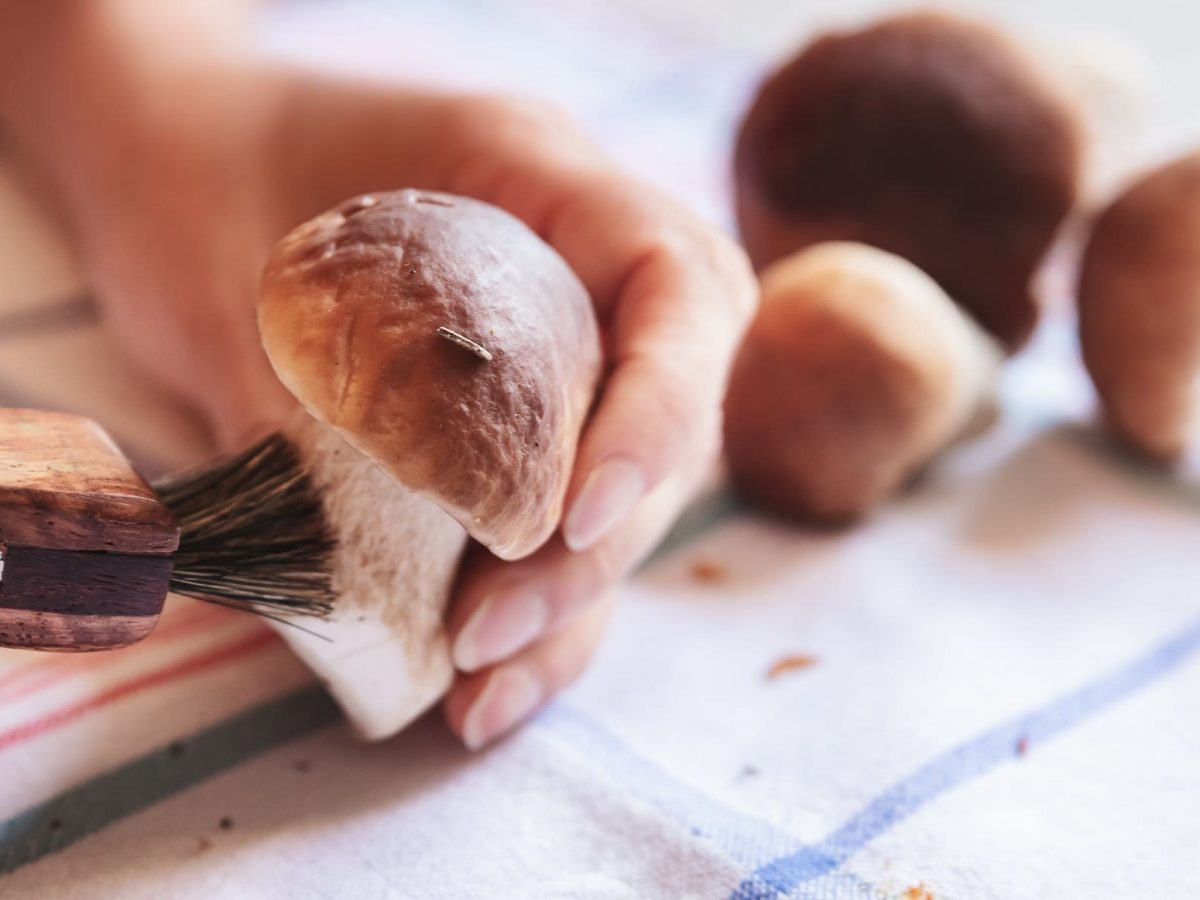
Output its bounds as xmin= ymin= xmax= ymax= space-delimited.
xmin=279 ymin=411 xmax=468 ymax=740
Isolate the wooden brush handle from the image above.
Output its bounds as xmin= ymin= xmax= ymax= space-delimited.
xmin=0 ymin=409 xmax=179 ymax=651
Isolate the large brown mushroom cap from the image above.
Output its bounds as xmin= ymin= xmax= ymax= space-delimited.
xmin=734 ymin=11 xmax=1083 ymax=350
xmin=723 ymin=243 xmax=1000 ymax=521
xmin=258 ymin=189 xmax=601 ymax=560
xmin=1078 ymin=152 xmax=1200 ymax=461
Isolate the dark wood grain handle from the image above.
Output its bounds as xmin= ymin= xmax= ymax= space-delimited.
xmin=0 ymin=546 xmax=172 ymax=651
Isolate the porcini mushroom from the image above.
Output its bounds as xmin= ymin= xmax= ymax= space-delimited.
xmin=257 ymin=189 xmax=601 ymax=739
xmin=734 ymin=11 xmax=1083 ymax=350
xmin=1078 ymin=151 xmax=1200 ymax=462
xmin=723 ymin=242 xmax=1001 ymax=521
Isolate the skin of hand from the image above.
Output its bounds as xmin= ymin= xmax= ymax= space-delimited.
xmin=0 ymin=1 xmax=757 ymax=749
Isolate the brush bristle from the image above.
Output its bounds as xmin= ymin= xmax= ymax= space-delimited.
xmin=152 ymin=434 xmax=336 ymax=620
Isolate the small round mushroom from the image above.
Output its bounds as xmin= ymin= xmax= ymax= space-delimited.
xmin=734 ymin=11 xmax=1083 ymax=350
xmin=258 ymin=189 xmax=601 ymax=739
xmin=723 ymin=242 xmax=1002 ymax=522
xmin=1078 ymin=151 xmax=1200 ymax=462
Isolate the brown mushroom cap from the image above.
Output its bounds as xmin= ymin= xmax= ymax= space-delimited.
xmin=723 ymin=243 xmax=1000 ymax=521
xmin=734 ymin=11 xmax=1083 ymax=350
xmin=258 ymin=189 xmax=601 ymax=560
xmin=1078 ymin=152 xmax=1200 ymax=461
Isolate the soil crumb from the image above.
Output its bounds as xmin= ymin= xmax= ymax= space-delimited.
xmin=766 ymin=654 xmax=817 ymax=680
xmin=689 ymin=559 xmax=728 ymax=584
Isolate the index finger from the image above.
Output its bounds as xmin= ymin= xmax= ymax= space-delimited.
xmin=546 ymin=178 xmax=756 ymax=550
xmin=446 ymin=103 xmax=757 ymax=550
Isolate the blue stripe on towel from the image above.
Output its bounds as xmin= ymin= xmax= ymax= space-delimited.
xmin=732 ymin=615 xmax=1200 ymax=899
xmin=537 ymin=704 xmax=802 ymax=869
xmin=0 ymin=687 xmax=339 ymax=875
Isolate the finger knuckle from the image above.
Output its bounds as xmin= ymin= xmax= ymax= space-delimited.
xmin=498 ymin=95 xmax=579 ymax=140
xmin=588 ymin=540 xmax=624 ymax=588
xmin=634 ymin=356 xmax=705 ymax=442
xmin=702 ymin=233 xmax=760 ymax=323
xmin=643 ymin=226 xmax=759 ymax=325
xmin=445 ymin=94 xmax=574 ymax=147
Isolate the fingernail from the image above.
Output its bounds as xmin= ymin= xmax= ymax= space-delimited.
xmin=564 ymin=458 xmax=644 ymax=551
xmin=462 ymin=667 xmax=542 ymax=750
xmin=453 ymin=590 xmax=549 ymax=672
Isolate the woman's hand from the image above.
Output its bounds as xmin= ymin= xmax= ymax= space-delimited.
xmin=428 ymin=98 xmax=757 ymax=747
xmin=1 ymin=4 xmax=757 ymax=748
xmin=277 ymin=84 xmax=756 ymax=748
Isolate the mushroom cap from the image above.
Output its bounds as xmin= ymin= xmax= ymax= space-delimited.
xmin=1078 ymin=152 xmax=1200 ymax=461
xmin=734 ymin=11 xmax=1082 ymax=350
xmin=258 ymin=189 xmax=602 ymax=560
xmin=723 ymin=242 xmax=1000 ymax=521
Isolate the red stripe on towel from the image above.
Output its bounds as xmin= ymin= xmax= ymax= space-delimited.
xmin=0 ymin=629 xmax=281 ymax=753
xmin=0 ymin=606 xmax=241 ymax=704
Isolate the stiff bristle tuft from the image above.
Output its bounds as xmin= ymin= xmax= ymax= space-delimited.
xmin=152 ymin=434 xmax=336 ymax=620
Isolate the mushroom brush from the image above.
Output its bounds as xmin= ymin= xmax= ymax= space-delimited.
xmin=0 ymin=189 xmax=602 ymax=741
xmin=0 ymin=411 xmax=332 ymax=652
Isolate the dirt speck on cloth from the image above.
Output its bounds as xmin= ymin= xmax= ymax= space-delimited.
xmin=766 ymin=654 xmax=817 ymax=680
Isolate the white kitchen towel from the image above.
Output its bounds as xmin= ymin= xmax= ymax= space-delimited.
xmin=2 ymin=406 xmax=1197 ymax=900
xmin=1 ymin=1 xmax=1198 ymax=898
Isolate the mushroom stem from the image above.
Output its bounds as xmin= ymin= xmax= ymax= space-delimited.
xmin=278 ymin=411 xmax=468 ymax=740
